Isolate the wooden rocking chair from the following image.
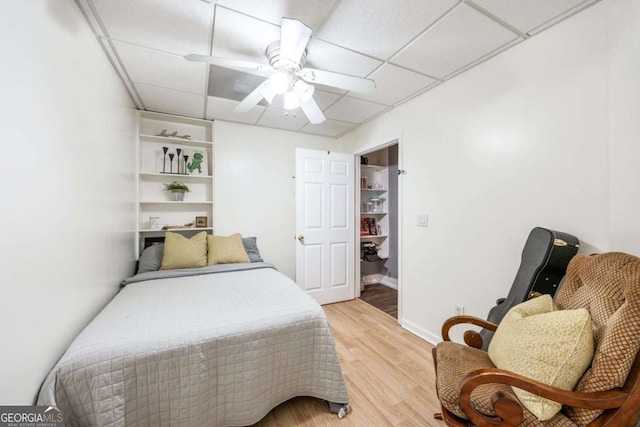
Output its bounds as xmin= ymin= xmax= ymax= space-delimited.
xmin=432 ymin=252 xmax=640 ymax=426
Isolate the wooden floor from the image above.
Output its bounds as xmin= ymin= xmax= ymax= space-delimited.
xmin=359 ymin=283 xmax=398 ymax=318
xmin=252 ymin=299 xmax=442 ymax=427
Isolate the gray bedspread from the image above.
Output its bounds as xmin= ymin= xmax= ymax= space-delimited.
xmin=38 ymin=265 xmax=349 ymax=426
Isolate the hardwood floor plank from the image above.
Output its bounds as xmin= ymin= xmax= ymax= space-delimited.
xmin=359 ymin=284 xmax=398 ymax=318
xmin=251 ymin=299 xmax=442 ymax=426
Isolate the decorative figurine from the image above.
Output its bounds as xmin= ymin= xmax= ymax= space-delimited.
xmin=187 ymin=152 xmax=204 ymax=174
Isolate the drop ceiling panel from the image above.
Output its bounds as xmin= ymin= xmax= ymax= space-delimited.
xmin=206 ymin=96 xmax=264 ymax=124
xmin=258 ymin=108 xmax=308 ymax=131
xmin=391 ymin=3 xmax=520 ymax=79
xmin=89 ymin=0 xmax=211 ymax=55
xmin=471 ymin=0 xmax=589 ymax=34
xmin=211 ymin=7 xmax=280 ymax=63
xmin=214 ymin=1 xmax=337 ymax=29
xmin=315 ymin=0 xmax=458 ymax=60
xmin=136 ymin=83 xmax=205 ymax=118
xmin=301 ymin=120 xmax=357 ymax=138
xmin=324 ymin=97 xmax=388 ymax=123
xmin=113 ymin=41 xmax=206 ymax=95
xmin=208 ymin=66 xmax=268 ymax=103
xmin=305 ymin=39 xmax=382 ymax=78
xmin=353 ymin=64 xmax=438 ymax=105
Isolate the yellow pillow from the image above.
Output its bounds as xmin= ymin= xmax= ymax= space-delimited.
xmin=160 ymin=231 xmax=207 ymax=270
xmin=488 ymin=295 xmax=594 ymax=421
xmin=207 ymin=233 xmax=250 ymax=265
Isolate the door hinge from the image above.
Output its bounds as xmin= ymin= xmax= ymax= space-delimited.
xmin=397 ymin=169 xmax=407 ymax=175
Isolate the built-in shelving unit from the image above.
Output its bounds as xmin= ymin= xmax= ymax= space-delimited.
xmin=136 ymin=111 xmax=214 ymax=255
xmin=360 ymin=161 xmax=390 ymax=262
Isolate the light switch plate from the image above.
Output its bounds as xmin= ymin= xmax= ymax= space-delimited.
xmin=416 ymin=213 xmax=428 ymax=227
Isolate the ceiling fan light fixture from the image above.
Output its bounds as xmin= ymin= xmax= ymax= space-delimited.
xmin=283 ymin=90 xmax=300 ymax=110
xmin=268 ymin=71 xmax=290 ymax=95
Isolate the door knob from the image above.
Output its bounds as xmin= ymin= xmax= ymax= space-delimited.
xmin=297 ymin=235 xmax=304 ymax=241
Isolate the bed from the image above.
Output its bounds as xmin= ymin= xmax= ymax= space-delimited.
xmin=37 ymin=262 xmax=350 ymax=426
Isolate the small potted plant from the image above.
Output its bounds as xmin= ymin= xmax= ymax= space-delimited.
xmin=163 ymin=181 xmax=190 ymax=201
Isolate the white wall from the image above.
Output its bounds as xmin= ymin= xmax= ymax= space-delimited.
xmin=0 ymin=1 xmax=136 ymax=403
xmin=213 ymin=121 xmax=337 ymax=279
xmin=608 ymin=0 xmax=640 ymax=254
xmin=340 ymin=0 xmax=640 ymax=343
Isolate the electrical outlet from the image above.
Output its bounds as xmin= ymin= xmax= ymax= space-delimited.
xmin=455 ymin=304 xmax=465 ymax=316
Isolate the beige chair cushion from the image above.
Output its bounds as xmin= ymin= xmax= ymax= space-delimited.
xmin=435 ymin=341 xmax=577 ymax=426
xmin=554 ymin=252 xmax=640 ymax=425
xmin=160 ymin=231 xmax=207 ymax=270
xmin=207 ymin=233 xmax=250 ymax=265
xmin=488 ymin=295 xmax=594 ymax=420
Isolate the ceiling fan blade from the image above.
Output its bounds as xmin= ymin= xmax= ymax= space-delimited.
xmin=184 ymin=54 xmax=274 ymax=78
xmin=234 ymin=82 xmax=268 ymax=113
xmin=300 ymin=68 xmax=376 ymax=93
xmin=299 ymin=96 xmax=326 ymax=124
xmin=279 ymin=18 xmax=312 ymax=64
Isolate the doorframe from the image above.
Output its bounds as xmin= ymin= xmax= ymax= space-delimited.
xmin=354 ymin=134 xmax=403 ymax=323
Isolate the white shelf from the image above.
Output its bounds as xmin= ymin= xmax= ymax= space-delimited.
xmin=360 ymin=234 xmax=389 ymax=239
xmin=361 ymin=187 xmax=388 ymax=192
xmin=139 ymin=172 xmax=212 ymax=180
xmin=139 ymin=227 xmax=213 ymax=233
xmin=139 ymin=133 xmax=212 ymax=148
xmin=361 ymin=164 xmax=386 ymax=171
xmin=139 ymin=201 xmax=213 ymax=205
xmin=361 ymin=211 xmax=387 ymax=215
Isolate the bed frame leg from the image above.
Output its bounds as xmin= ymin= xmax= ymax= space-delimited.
xmin=326 ymin=401 xmax=351 ymax=419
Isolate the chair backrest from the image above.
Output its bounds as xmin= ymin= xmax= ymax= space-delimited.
xmin=554 ymin=252 xmax=640 ymax=425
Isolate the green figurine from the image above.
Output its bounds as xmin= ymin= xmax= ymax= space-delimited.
xmin=187 ymin=152 xmax=204 ymax=174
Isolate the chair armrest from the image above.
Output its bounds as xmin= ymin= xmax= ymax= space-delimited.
xmin=441 ymin=315 xmax=498 ymax=348
xmin=458 ymin=368 xmax=629 ymax=427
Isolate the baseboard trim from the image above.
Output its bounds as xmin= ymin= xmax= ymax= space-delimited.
xmin=400 ymin=318 xmax=442 ymax=346
xmin=379 ymin=276 xmax=397 ymax=290
xmin=362 ymin=274 xmax=398 ymax=290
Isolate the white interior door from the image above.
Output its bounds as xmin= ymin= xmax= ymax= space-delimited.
xmin=295 ymin=148 xmax=354 ymax=305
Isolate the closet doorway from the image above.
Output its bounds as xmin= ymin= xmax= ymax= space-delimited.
xmin=356 ymin=140 xmax=401 ymax=320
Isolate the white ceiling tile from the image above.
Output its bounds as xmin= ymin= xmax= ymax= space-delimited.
xmin=206 ymin=96 xmax=264 ymax=124
xmin=305 ymin=39 xmax=382 ymax=78
xmin=354 ymin=64 xmax=437 ymax=105
xmin=391 ymin=3 xmax=520 ymax=79
xmin=323 ymin=97 xmax=388 ymax=123
xmin=211 ymin=7 xmax=280 ymax=63
xmin=471 ymin=0 xmax=588 ymax=34
xmin=136 ymin=83 xmax=205 ymax=118
xmin=113 ymin=41 xmax=207 ymax=95
xmin=258 ymin=108 xmax=308 ymax=131
xmin=90 ymin=0 xmax=212 ymax=55
xmin=213 ymin=1 xmax=338 ymax=30
xmin=315 ymin=0 xmax=458 ymax=59
xmin=312 ymin=90 xmax=342 ymax=110
xmin=301 ymin=120 xmax=357 ymax=138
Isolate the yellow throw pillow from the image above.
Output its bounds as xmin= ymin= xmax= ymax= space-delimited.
xmin=207 ymin=233 xmax=250 ymax=265
xmin=488 ymin=295 xmax=594 ymax=421
xmin=160 ymin=231 xmax=207 ymax=270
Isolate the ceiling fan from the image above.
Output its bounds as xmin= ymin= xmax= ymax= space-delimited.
xmin=185 ymin=18 xmax=376 ymax=124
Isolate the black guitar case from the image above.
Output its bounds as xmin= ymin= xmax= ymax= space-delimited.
xmin=479 ymin=227 xmax=579 ymax=350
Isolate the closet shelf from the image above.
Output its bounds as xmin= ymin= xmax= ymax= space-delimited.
xmin=361 ymin=188 xmax=388 ymax=192
xmin=360 ymin=234 xmax=389 ymax=239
